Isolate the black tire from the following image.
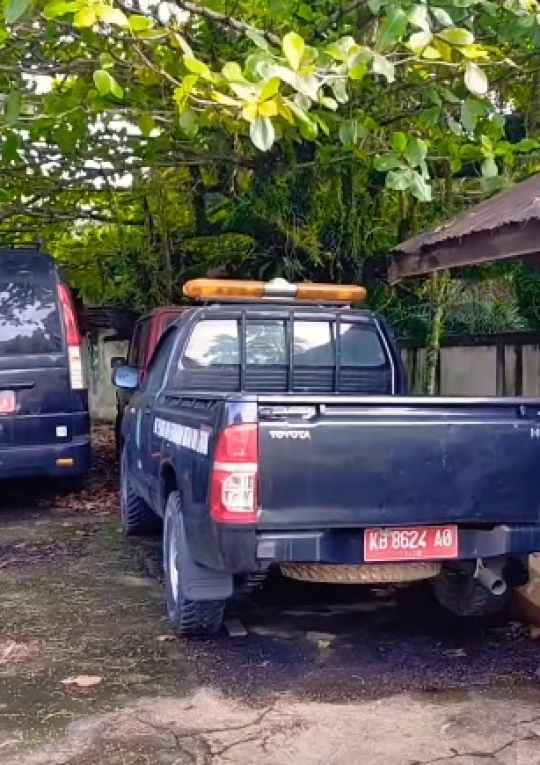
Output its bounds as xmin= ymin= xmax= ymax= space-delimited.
xmin=55 ymin=475 xmax=84 ymax=496
xmin=163 ymin=491 xmax=225 ymax=637
xmin=119 ymin=449 xmax=157 ymax=536
xmin=431 ymin=567 xmax=511 ymax=618
xmin=114 ymin=411 xmax=122 ymax=458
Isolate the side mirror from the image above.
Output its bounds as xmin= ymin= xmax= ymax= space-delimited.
xmin=110 ymin=356 xmax=126 ymax=371
xmin=112 ymin=364 xmax=139 ymax=391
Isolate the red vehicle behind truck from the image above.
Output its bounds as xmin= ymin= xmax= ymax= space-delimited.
xmin=112 ymin=306 xmax=187 ymax=451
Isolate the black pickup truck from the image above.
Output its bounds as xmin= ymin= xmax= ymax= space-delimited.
xmin=113 ymin=277 xmax=540 ymax=636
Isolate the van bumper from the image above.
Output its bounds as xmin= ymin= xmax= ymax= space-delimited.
xmin=0 ymin=436 xmax=91 ymax=479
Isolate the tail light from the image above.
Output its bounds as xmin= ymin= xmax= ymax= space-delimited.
xmin=58 ymin=283 xmax=86 ymax=390
xmin=210 ymin=424 xmax=258 ymax=523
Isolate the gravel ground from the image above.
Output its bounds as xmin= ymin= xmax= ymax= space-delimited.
xmin=1 ymin=432 xmax=540 ymax=764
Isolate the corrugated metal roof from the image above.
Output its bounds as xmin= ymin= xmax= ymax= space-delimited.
xmin=394 ymin=173 xmax=540 ymax=255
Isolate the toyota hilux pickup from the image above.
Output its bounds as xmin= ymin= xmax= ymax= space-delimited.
xmin=113 ymin=277 xmax=540 ymax=636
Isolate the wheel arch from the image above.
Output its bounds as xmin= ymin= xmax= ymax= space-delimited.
xmin=160 ymin=460 xmax=179 ymax=516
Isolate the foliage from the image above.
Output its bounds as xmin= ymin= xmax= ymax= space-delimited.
xmin=0 ymin=0 xmax=540 ymax=336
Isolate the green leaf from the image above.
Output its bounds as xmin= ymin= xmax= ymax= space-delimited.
xmin=297 ymin=3 xmax=314 ymax=20
xmin=481 ymin=156 xmax=498 ymax=178
xmin=138 ymin=113 xmax=155 ymax=136
xmin=250 ymin=115 xmax=275 ymax=151
xmin=391 ymin=131 xmax=408 ymax=152
xmin=178 ymin=107 xmax=198 ymax=136
xmin=74 ymin=7 xmax=97 ymax=27
xmin=110 ymin=78 xmax=123 ymax=98
xmin=404 ymin=136 xmax=428 ymax=166
xmin=377 ymin=8 xmax=408 ymax=50
xmin=93 ymin=69 xmax=113 ymax=95
xmin=2 ymin=131 xmax=18 ymax=162
xmin=96 ymin=5 xmax=128 ymax=26
xmin=408 ymin=31 xmax=433 ymax=52
xmin=438 ymin=27 xmax=474 ymax=46
xmin=173 ymin=74 xmax=198 ymax=108
xmin=4 ymin=0 xmax=29 ymax=23
xmin=4 ymin=90 xmax=21 ymax=124
xmin=409 ymin=171 xmax=432 ymax=202
xmin=42 ymin=1 xmax=78 ymax=19
xmin=331 ymin=79 xmax=349 ymax=104
xmin=373 ymin=154 xmax=403 ymax=172
xmin=409 ymin=4 xmax=430 ymax=32
xmin=460 ymin=98 xmax=485 ymax=132
xmin=339 ymin=119 xmax=359 ymax=148
xmin=372 ymin=53 xmax=395 ymax=82
xmin=386 ymin=168 xmax=412 ymax=191
xmin=183 ymin=55 xmax=210 ymax=79
xmin=128 ymin=15 xmax=154 ymax=31
xmin=464 ymin=62 xmax=488 ymax=96
xmin=222 ymin=62 xmax=244 ymax=81
xmin=245 ymin=29 xmax=270 ymax=50
xmin=92 ymin=69 xmax=122 ymax=97
xmin=431 ymin=7 xmax=453 ymax=27
xmin=282 ymin=31 xmax=305 ymax=71
xmin=259 ymin=77 xmax=280 ymax=101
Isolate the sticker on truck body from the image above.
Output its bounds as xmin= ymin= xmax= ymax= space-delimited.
xmin=154 ymin=417 xmax=209 ymax=455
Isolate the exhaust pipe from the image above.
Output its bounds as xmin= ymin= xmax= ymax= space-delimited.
xmin=474 ymin=560 xmax=507 ymax=596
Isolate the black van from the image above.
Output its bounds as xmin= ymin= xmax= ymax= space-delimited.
xmin=0 ymin=249 xmax=91 ymax=485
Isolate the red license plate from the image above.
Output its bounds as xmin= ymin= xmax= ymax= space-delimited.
xmin=364 ymin=525 xmax=458 ymax=562
xmin=0 ymin=391 xmax=15 ymax=415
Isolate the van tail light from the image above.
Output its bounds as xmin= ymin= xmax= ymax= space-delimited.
xmin=210 ymin=424 xmax=258 ymax=523
xmin=57 ymin=283 xmax=86 ymax=390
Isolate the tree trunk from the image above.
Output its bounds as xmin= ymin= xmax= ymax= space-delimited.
xmin=423 ymin=271 xmax=450 ymax=395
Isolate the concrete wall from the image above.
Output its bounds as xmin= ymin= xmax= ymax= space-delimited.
xmin=86 ymin=332 xmax=129 ymax=422
xmin=86 ymin=331 xmax=540 ymax=422
xmin=403 ymin=333 xmax=540 ymax=396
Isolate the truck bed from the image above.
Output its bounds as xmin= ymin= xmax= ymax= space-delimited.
xmin=257 ymin=395 xmax=540 ymax=529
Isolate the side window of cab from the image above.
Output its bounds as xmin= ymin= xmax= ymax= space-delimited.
xmin=144 ymin=328 xmax=178 ymax=394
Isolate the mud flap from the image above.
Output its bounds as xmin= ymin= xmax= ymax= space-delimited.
xmin=175 ymin=504 xmax=233 ymax=601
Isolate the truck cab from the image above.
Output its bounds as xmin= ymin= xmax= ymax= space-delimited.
xmin=112 ymin=306 xmax=187 ymax=451
xmin=113 ymin=278 xmax=540 ymax=637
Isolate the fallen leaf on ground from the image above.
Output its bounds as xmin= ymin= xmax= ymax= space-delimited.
xmin=528 ymin=625 xmax=540 ymax=640
xmin=61 ymin=675 xmax=102 ymax=688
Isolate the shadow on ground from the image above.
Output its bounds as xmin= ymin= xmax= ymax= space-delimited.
xmin=2 ymin=500 xmax=540 ymax=763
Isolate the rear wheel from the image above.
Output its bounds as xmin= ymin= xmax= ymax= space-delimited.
xmin=119 ymin=449 xmax=156 ymax=536
xmin=431 ymin=567 xmax=511 ymax=618
xmin=163 ymin=491 xmax=225 ymax=637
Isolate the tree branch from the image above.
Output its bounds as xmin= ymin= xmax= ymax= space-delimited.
xmin=311 ymin=0 xmax=370 ymax=40
xmin=170 ymin=0 xmax=280 ymax=46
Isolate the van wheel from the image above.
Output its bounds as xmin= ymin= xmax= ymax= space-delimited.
xmin=163 ymin=491 xmax=225 ymax=637
xmin=120 ymin=449 xmax=157 ymax=536
xmin=431 ymin=568 xmax=511 ymax=618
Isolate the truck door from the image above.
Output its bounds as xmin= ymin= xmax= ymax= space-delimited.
xmin=136 ymin=328 xmax=178 ymax=505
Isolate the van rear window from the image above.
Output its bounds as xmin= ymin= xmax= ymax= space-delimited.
xmin=0 ymin=280 xmax=63 ymax=355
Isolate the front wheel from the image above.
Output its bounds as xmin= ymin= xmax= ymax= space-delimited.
xmin=163 ymin=491 xmax=225 ymax=637
xmin=119 ymin=449 xmax=157 ymax=536
xmin=431 ymin=566 xmax=511 ymax=618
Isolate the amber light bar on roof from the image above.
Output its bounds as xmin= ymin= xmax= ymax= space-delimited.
xmin=183 ymin=277 xmax=367 ymax=303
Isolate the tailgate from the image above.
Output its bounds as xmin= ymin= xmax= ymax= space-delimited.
xmin=257 ymin=397 xmax=540 ymax=528
xmin=0 ymin=360 xmax=73 ymax=448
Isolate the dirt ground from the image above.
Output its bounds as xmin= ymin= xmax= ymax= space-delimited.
xmin=2 ymin=437 xmax=540 ymax=764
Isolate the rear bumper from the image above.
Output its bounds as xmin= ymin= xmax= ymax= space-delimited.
xmin=255 ymin=525 xmax=540 ymax=565
xmin=0 ymin=437 xmax=91 ymax=479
